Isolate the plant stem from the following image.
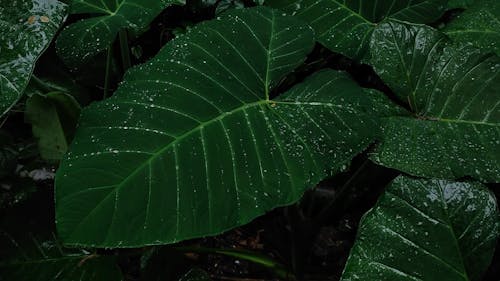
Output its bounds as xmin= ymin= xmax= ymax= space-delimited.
xmin=31 ymin=75 xmax=56 ymax=93
xmin=103 ymin=46 xmax=113 ymax=99
xmin=118 ymin=29 xmax=131 ymax=72
xmin=314 ymin=158 xmax=370 ymax=226
xmin=0 ymin=115 xmax=8 ymax=129
xmin=286 ymin=206 xmax=302 ymax=279
xmin=176 ymin=246 xmax=295 ymax=280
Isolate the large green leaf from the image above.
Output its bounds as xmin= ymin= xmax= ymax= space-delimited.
xmin=0 ymin=0 xmax=67 ymax=117
xmin=55 ymin=7 xmax=380 ymax=247
xmin=369 ymin=21 xmax=500 ymax=182
xmin=447 ymin=0 xmax=475 ymax=9
xmin=341 ymin=176 xmax=499 ymax=281
xmin=444 ymin=0 xmax=500 ymax=56
xmin=56 ymin=0 xmax=184 ymax=67
xmin=0 ymin=192 xmax=123 ymax=281
xmin=267 ymin=0 xmax=446 ymax=59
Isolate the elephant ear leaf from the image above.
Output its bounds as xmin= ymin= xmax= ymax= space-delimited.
xmin=56 ymin=0 xmax=184 ymax=68
xmin=0 ymin=0 xmax=67 ymax=117
xmin=369 ymin=21 xmax=500 ymax=182
xmin=55 ymin=7 xmax=380 ymax=247
xmin=341 ymin=176 xmax=499 ymax=281
xmin=267 ymin=0 xmax=446 ymax=59
xmin=444 ymin=0 xmax=500 ymax=56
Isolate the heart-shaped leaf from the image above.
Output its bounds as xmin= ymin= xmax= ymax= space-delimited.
xmin=445 ymin=0 xmax=500 ymax=56
xmin=0 ymin=192 xmax=123 ymax=281
xmin=369 ymin=21 xmax=500 ymax=182
xmin=0 ymin=0 xmax=67 ymax=117
xmin=56 ymin=0 xmax=184 ymax=67
xmin=55 ymin=7 xmax=380 ymax=247
xmin=341 ymin=176 xmax=499 ymax=281
xmin=267 ymin=0 xmax=446 ymax=59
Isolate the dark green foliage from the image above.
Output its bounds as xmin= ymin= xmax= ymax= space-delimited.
xmin=0 ymin=0 xmax=498 ymax=279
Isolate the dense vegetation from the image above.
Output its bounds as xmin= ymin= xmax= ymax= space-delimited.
xmin=0 ymin=0 xmax=499 ymax=280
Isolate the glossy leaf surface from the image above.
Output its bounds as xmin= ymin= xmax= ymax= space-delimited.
xmin=56 ymin=0 xmax=184 ymax=67
xmin=370 ymin=21 xmax=500 ymax=182
xmin=267 ymin=0 xmax=445 ymax=59
xmin=445 ymin=0 xmax=500 ymax=56
xmin=341 ymin=176 xmax=499 ymax=281
xmin=0 ymin=0 xmax=67 ymax=117
xmin=56 ymin=7 xmax=380 ymax=247
xmin=0 ymin=191 xmax=123 ymax=281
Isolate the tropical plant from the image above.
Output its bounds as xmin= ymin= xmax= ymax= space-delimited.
xmin=0 ymin=0 xmax=498 ymax=280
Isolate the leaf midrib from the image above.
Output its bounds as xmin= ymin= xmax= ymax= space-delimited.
xmin=64 ymin=99 xmax=344 ymax=241
xmin=437 ymin=184 xmax=470 ymax=281
xmin=434 ymin=117 xmax=499 ymax=126
xmin=389 ymin=115 xmax=499 ymax=127
xmin=264 ymin=12 xmax=275 ymax=99
xmin=446 ymin=29 xmax=499 ymax=35
xmin=327 ymin=0 xmax=372 ymax=24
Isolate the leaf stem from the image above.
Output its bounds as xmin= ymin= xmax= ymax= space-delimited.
xmin=104 ymin=46 xmax=113 ymax=99
xmin=176 ymin=246 xmax=295 ymax=280
xmin=31 ymin=75 xmax=58 ymax=93
xmin=118 ymin=29 xmax=131 ymax=72
xmin=314 ymin=159 xmax=370 ymax=225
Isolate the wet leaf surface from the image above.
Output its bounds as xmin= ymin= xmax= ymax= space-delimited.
xmin=341 ymin=176 xmax=499 ymax=281
xmin=369 ymin=21 xmax=500 ymax=182
xmin=55 ymin=7 xmax=380 ymax=247
xmin=267 ymin=0 xmax=446 ymax=59
xmin=0 ymin=0 xmax=67 ymax=117
xmin=56 ymin=0 xmax=185 ymax=68
xmin=445 ymin=0 xmax=500 ymax=56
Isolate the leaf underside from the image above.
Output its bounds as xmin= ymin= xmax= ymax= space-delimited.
xmin=369 ymin=21 xmax=500 ymax=182
xmin=0 ymin=0 xmax=67 ymax=117
xmin=55 ymin=7 xmax=380 ymax=247
xmin=341 ymin=176 xmax=499 ymax=281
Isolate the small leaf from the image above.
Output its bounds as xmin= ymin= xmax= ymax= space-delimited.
xmin=25 ymin=92 xmax=81 ymax=161
xmin=445 ymin=0 xmax=500 ymax=56
xmin=341 ymin=176 xmax=499 ymax=281
xmin=369 ymin=21 xmax=500 ymax=182
xmin=56 ymin=0 xmax=185 ymax=68
xmin=55 ymin=7 xmax=380 ymax=247
xmin=267 ymin=0 xmax=446 ymax=59
xmin=0 ymin=0 xmax=67 ymax=117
